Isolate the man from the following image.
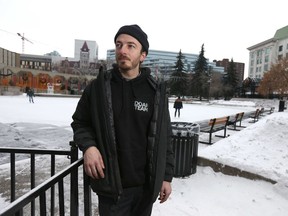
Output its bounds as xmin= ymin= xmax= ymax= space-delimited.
xmin=173 ymin=96 xmax=183 ymax=117
xmin=27 ymin=88 xmax=35 ymax=103
xmin=71 ymin=24 xmax=174 ymax=216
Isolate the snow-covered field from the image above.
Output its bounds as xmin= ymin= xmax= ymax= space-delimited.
xmin=0 ymin=95 xmax=287 ymax=215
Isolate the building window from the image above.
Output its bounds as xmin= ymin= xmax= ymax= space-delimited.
xmin=264 ymin=64 xmax=268 ymax=71
xmin=278 ymin=55 xmax=283 ymax=60
xmin=279 ymin=45 xmax=283 ymax=52
xmin=265 ymin=56 xmax=269 ymax=63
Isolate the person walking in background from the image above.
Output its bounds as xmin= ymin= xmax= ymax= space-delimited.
xmin=71 ymin=24 xmax=174 ymax=216
xmin=173 ymin=96 xmax=183 ymax=117
xmin=27 ymin=88 xmax=35 ymax=103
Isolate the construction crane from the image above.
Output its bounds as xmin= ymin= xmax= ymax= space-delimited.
xmin=17 ymin=33 xmax=33 ymax=53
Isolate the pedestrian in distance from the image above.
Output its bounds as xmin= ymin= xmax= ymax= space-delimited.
xmin=173 ymin=96 xmax=183 ymax=117
xmin=71 ymin=24 xmax=174 ymax=216
xmin=27 ymin=88 xmax=35 ymax=103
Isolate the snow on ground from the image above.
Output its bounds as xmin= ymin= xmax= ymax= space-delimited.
xmin=0 ymin=94 xmax=288 ymax=215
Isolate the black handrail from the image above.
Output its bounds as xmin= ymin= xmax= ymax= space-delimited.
xmin=0 ymin=147 xmax=73 ymax=204
xmin=0 ymin=159 xmax=83 ymax=216
xmin=0 ymin=141 xmax=92 ymax=216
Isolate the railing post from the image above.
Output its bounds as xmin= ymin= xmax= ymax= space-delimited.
xmin=50 ymin=154 xmax=55 ymax=216
xmin=70 ymin=141 xmax=79 ymax=163
xmin=10 ymin=153 xmax=16 ymax=202
xmin=83 ymin=169 xmax=91 ymax=216
xmin=31 ymin=154 xmax=35 ymax=216
xmin=70 ymin=141 xmax=79 ymax=216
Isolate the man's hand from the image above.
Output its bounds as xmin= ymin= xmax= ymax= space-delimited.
xmin=158 ymin=181 xmax=172 ymax=203
xmin=83 ymin=146 xmax=105 ymax=179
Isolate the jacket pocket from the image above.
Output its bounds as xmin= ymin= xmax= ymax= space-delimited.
xmin=89 ymin=157 xmax=121 ymax=199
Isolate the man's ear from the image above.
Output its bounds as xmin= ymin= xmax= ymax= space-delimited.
xmin=140 ymin=51 xmax=147 ymax=63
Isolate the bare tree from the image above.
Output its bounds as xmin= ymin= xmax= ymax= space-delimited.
xmin=258 ymin=57 xmax=288 ymax=97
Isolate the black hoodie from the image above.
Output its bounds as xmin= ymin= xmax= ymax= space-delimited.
xmin=71 ymin=67 xmax=174 ymax=201
xmin=111 ymin=68 xmax=155 ymax=188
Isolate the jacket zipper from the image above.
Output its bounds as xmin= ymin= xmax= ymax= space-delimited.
xmin=102 ymin=72 xmax=123 ymax=198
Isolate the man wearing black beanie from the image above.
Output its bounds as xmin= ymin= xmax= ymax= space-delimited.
xmin=114 ymin=24 xmax=149 ymax=54
xmin=71 ymin=24 xmax=174 ymax=216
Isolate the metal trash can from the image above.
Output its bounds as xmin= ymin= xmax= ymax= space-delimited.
xmin=171 ymin=122 xmax=200 ymax=177
xmin=279 ymin=100 xmax=285 ymax=112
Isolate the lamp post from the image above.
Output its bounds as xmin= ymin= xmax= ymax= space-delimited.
xmin=207 ymin=65 xmax=213 ymax=102
xmin=207 ymin=78 xmax=211 ymax=102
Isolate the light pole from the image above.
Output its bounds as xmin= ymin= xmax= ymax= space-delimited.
xmin=208 ymin=78 xmax=211 ymax=102
xmin=207 ymin=65 xmax=213 ymax=102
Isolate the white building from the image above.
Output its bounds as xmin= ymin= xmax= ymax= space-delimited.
xmin=247 ymin=25 xmax=288 ymax=79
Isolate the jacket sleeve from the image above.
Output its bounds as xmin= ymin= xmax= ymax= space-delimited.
xmin=71 ymin=82 xmax=97 ymax=153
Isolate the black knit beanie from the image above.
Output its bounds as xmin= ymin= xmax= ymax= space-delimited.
xmin=114 ymin=24 xmax=149 ymax=54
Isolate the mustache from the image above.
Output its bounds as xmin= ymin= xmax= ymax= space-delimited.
xmin=117 ymin=55 xmax=130 ymax=61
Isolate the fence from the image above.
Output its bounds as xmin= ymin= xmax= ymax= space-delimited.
xmin=0 ymin=141 xmax=92 ymax=216
xmin=0 ymin=133 xmax=200 ymax=215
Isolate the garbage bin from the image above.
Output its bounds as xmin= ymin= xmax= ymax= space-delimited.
xmin=279 ymin=99 xmax=285 ymax=112
xmin=171 ymin=122 xmax=200 ymax=177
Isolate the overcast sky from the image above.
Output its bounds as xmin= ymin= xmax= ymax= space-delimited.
xmin=1 ymin=0 xmax=287 ymax=77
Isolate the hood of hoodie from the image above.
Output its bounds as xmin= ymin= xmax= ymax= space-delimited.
xmin=111 ymin=66 xmax=151 ymax=83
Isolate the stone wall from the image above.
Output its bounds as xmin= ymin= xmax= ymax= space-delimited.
xmin=0 ymin=86 xmax=22 ymax=95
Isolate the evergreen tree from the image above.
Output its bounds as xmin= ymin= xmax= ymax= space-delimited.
xmin=191 ymin=44 xmax=209 ymax=100
xmin=223 ymin=58 xmax=238 ymax=99
xmin=168 ymin=50 xmax=188 ymax=96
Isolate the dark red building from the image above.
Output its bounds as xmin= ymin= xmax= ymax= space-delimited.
xmin=214 ymin=58 xmax=245 ymax=87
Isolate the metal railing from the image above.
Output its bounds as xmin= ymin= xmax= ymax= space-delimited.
xmin=0 ymin=141 xmax=92 ymax=216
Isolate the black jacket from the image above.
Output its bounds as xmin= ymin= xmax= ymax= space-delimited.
xmin=173 ymin=99 xmax=183 ymax=109
xmin=71 ymin=67 xmax=174 ymax=202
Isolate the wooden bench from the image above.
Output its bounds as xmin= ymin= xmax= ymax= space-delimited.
xmin=259 ymin=107 xmax=265 ymax=116
xmin=249 ymin=109 xmax=260 ymax=123
xmin=267 ymin=107 xmax=275 ymax=114
xmin=228 ymin=112 xmax=244 ymax=130
xmin=199 ymin=116 xmax=230 ymax=144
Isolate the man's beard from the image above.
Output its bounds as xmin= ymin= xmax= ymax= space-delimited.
xmin=117 ymin=56 xmax=132 ymax=71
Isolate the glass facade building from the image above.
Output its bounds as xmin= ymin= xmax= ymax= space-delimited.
xmin=106 ymin=49 xmax=224 ymax=80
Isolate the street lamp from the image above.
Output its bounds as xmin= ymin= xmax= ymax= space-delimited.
xmin=207 ymin=78 xmax=212 ymax=102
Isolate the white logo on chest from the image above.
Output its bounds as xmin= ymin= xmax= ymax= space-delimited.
xmin=134 ymin=101 xmax=148 ymax=112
